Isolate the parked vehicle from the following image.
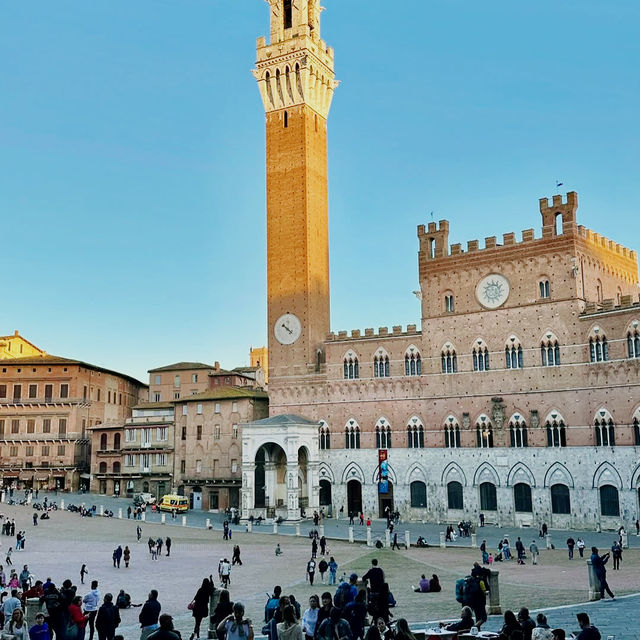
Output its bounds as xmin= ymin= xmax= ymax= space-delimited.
xmin=133 ymin=492 xmax=156 ymax=506
xmin=158 ymin=494 xmax=189 ymax=512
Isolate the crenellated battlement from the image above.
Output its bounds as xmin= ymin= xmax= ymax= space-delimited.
xmin=417 ymin=220 xmax=449 ymax=260
xmin=326 ymin=324 xmax=420 ymax=342
xmin=577 ymin=225 xmax=637 ymax=261
xmin=581 ymin=293 xmax=640 ymax=316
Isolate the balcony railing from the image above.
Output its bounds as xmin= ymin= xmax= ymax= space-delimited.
xmin=0 ymin=397 xmax=91 ymax=406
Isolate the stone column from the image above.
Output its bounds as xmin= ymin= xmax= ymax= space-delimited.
xmin=621 ymin=531 xmax=628 ymax=549
xmin=264 ymin=462 xmax=277 ymax=509
xmin=586 ymin=559 xmax=601 ymax=601
xmin=366 ymin=527 xmax=372 ymax=547
xmin=241 ymin=462 xmax=256 ymax=519
xmin=286 ymin=463 xmax=300 ymax=520
xmin=182 ymin=515 xmax=187 ymax=527
xmin=471 ymin=533 xmax=477 ymax=548
xmin=99 ymin=505 xmax=104 ymax=516
xmin=404 ymin=530 xmax=410 ymax=549
xmin=273 ymin=521 xmax=278 ymax=534
xmin=545 ymin=534 xmax=552 ymax=550
xmin=307 ymin=461 xmax=320 ymax=511
xmin=488 ymin=570 xmax=501 ymax=614
xmin=319 ymin=524 xmax=325 ymax=537
xmin=439 ymin=532 xmax=446 ymax=548
xmin=25 ymin=598 xmax=45 ymax=628
xmin=161 ymin=513 xmax=166 ymax=524
xmin=384 ymin=529 xmax=390 ymax=548
xmin=247 ymin=521 xmax=253 ymax=533
xmin=349 ymin=527 xmax=354 ymax=543
xmin=296 ymin=523 xmax=301 ymax=536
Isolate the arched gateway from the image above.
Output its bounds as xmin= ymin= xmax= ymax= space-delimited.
xmin=241 ymin=414 xmax=321 ymax=521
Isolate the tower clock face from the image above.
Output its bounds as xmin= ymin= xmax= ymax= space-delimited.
xmin=274 ymin=313 xmax=302 ymax=345
xmin=476 ymin=273 xmax=510 ymax=309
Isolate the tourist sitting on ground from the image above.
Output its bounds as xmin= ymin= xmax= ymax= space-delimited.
xmin=531 ymin=613 xmax=553 ymax=640
xmin=364 ymin=617 xmax=393 ymax=640
xmin=412 ymin=574 xmax=440 ymax=593
xmin=393 ymin=619 xmax=415 ymax=640
xmin=275 ymin=544 xmax=283 ymax=556
xmin=518 ymin=607 xmax=535 ymax=640
xmin=443 ymin=607 xmax=475 ymax=633
xmin=575 ymin=613 xmax=600 ymax=640
xmin=415 ymin=537 xmax=428 ymax=548
xmin=497 ymin=611 xmax=521 ymax=640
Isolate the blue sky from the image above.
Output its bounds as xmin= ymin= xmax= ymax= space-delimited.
xmin=2 ymin=1 xmax=638 ymax=383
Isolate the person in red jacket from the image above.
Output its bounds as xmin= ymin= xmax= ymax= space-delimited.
xmin=69 ymin=595 xmax=89 ymax=640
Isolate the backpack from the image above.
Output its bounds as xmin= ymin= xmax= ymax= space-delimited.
xmin=334 ymin=582 xmax=351 ymax=610
xmin=455 ymin=578 xmax=466 ymax=604
xmin=462 ymin=577 xmax=480 ymax=605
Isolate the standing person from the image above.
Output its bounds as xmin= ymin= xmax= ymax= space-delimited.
xmin=139 ymin=590 xmax=161 ymax=640
xmin=33 ymin=513 xmax=39 ymax=527
xmin=190 ymin=577 xmax=214 ymax=640
xmin=611 ymin=541 xmax=622 ymax=570
xmin=277 ymin=605 xmax=303 ymax=640
xmin=4 ymin=608 xmax=27 ymax=640
xmin=20 ymin=564 xmax=31 ymax=590
xmin=136 ymin=527 xmax=142 ymax=543
xmin=515 ymin=537 xmax=525 ymax=563
xmin=362 ymin=559 xmax=385 ymax=596
xmin=301 ymin=596 xmax=319 ymax=640
xmin=148 ymin=615 xmax=181 ymax=640
xmin=80 ymin=565 xmax=89 ymax=585
xmin=69 ymin=595 xmax=89 ymax=640
xmin=232 ymin=545 xmax=242 ymax=566
xmin=156 ymin=539 xmax=163 ymax=557
xmin=95 ymin=593 xmax=120 ymax=640
xmin=343 ymin=590 xmax=367 ymax=640
xmin=2 ymin=590 xmax=22 ymax=620
xmin=590 ymin=547 xmax=614 ymax=600
xmin=127 ymin=507 xmax=132 ymax=519
xmin=211 ymin=589 xmax=234 ymax=637
xmin=636 ymin=519 xmax=639 ymax=536
xmin=220 ymin=559 xmax=231 ymax=588
xmin=359 ymin=513 xmax=364 ymax=526
xmin=317 ymin=559 xmax=328 ymax=584
xmin=529 ymin=540 xmax=539 ymax=565
xmin=566 ymin=537 xmax=575 ymax=560
xmin=316 ymin=609 xmax=351 ymax=640
xmin=165 ymin=538 xmax=171 ymax=557
xmin=328 ymin=557 xmax=338 ymax=586
xmin=319 ymin=537 xmax=326 ymax=556
xmin=306 ymin=558 xmax=316 ymax=586
xmin=217 ymin=602 xmax=254 ymax=640
xmin=541 ymin=523 xmax=548 ymax=537
xmin=28 ymin=612 xmax=50 ymax=640
xmin=83 ymin=580 xmax=101 ymax=640
xmin=479 ymin=513 xmax=485 ymax=527
xmin=576 ymin=538 xmax=585 ymax=558
xmin=348 ymin=512 xmax=354 ymax=526
xmin=311 ymin=538 xmax=318 ymax=559
xmin=123 ymin=547 xmax=131 ymax=568
xmin=41 ymin=583 xmax=64 ymax=640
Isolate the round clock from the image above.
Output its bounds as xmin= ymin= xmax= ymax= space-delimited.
xmin=476 ymin=273 xmax=510 ymax=309
xmin=274 ymin=313 xmax=302 ymax=345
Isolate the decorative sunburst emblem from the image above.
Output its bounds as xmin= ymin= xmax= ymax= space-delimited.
xmin=483 ymin=279 xmax=504 ymax=303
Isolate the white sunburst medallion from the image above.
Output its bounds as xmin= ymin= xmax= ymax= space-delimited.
xmin=476 ymin=273 xmax=510 ymax=309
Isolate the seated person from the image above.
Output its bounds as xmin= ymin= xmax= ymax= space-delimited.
xmin=413 ymin=575 xmax=430 ymax=592
xmin=443 ymin=606 xmax=475 ymax=632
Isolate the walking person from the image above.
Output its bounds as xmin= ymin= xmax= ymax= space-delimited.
xmin=156 ymin=538 xmax=163 ymax=557
xmin=318 ymin=559 xmax=328 ymax=584
xmin=137 ymin=526 xmax=142 ymax=542
xmin=590 ymin=546 xmax=615 ymax=600
xmin=190 ymin=576 xmax=214 ymax=640
xmin=391 ymin=533 xmax=400 ymax=551
xmin=611 ymin=540 xmax=622 ymax=570
xmin=95 ymin=593 xmax=121 ymax=640
xmin=566 ymin=537 xmax=575 ymax=560
xmin=301 ymin=596 xmax=319 ymax=640
xmin=69 ymin=595 xmax=89 ymax=640
xmin=81 ymin=564 xmax=89 ymax=585
xmin=576 ymin=538 xmax=585 ymax=558
xmin=123 ymin=546 xmax=131 ymax=568
xmin=328 ymin=557 xmax=338 ymax=586
xmin=306 ymin=558 xmax=316 ymax=586
xmin=319 ymin=536 xmax=326 ymax=556
xmin=165 ymin=537 xmax=171 ymax=557
xmin=529 ymin=540 xmax=539 ymax=565
xmin=83 ymin=580 xmax=101 ymax=640
xmin=232 ymin=545 xmax=242 ymax=566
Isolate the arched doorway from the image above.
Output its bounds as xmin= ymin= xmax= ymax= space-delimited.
xmin=254 ymin=443 xmax=287 ymax=513
xmin=347 ymin=479 xmax=362 ymax=515
xmin=319 ymin=479 xmax=332 ymax=506
xmin=378 ymin=481 xmax=394 ymax=517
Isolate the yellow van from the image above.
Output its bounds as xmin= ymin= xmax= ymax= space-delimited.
xmin=158 ymin=494 xmax=189 ymax=512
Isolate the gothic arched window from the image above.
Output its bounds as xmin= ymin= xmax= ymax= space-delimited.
xmin=374 ymin=350 xmax=390 ymax=378
xmin=344 ymin=420 xmax=360 ymax=449
xmin=505 ymin=337 xmax=523 ymax=369
xmin=407 ymin=417 xmax=424 ymax=448
xmin=594 ymin=409 xmax=615 ymax=447
xmin=509 ymin=415 xmax=528 ymax=448
xmin=627 ymin=325 xmax=640 ymax=358
xmin=375 ymin=418 xmax=392 ymax=449
xmin=476 ymin=416 xmax=493 ymax=448
xmin=319 ymin=420 xmax=331 ymax=450
xmin=472 ymin=340 xmax=490 ymax=372
xmin=343 ymin=351 xmax=359 ymax=380
xmin=441 ymin=344 xmax=457 ymax=374
xmin=405 ymin=346 xmax=422 ymax=376
xmin=546 ymin=412 xmax=567 ymax=447
xmin=541 ymin=332 xmax=561 ymax=366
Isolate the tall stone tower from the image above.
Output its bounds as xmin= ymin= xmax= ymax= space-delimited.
xmin=253 ymin=0 xmax=337 ymax=381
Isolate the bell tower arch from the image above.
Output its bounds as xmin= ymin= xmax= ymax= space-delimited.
xmin=253 ymin=0 xmax=337 ymax=382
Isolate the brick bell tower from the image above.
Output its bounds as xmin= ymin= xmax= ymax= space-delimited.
xmin=253 ymin=0 xmax=337 ymax=381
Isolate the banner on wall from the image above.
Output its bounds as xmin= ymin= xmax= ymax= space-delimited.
xmin=378 ymin=449 xmax=388 ymax=494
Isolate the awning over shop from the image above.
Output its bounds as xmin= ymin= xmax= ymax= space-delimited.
xmin=2 ymin=473 xmax=19 ymax=478
xmin=19 ymin=471 xmax=34 ymax=480
xmin=52 ymin=472 xmax=66 ymax=477
xmin=35 ymin=474 xmax=49 ymax=481
xmin=80 ymin=473 xmax=91 ymax=479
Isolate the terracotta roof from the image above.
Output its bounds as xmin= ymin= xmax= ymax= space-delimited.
xmin=148 ymin=362 xmax=213 ymax=373
xmin=177 ymin=386 xmax=268 ymax=403
xmin=0 ymin=333 xmax=44 ymax=352
xmin=133 ymin=401 xmax=175 ymax=410
xmin=246 ymin=414 xmax=319 ymax=426
xmin=1 ymin=354 xmax=147 ymax=387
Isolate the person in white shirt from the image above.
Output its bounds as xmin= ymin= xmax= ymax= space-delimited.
xmin=82 ymin=580 xmax=101 ymax=640
xmin=302 ymin=595 xmax=319 ymax=640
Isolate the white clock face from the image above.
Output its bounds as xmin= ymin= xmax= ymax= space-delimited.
xmin=476 ymin=274 xmax=510 ymax=309
xmin=274 ymin=313 xmax=302 ymax=345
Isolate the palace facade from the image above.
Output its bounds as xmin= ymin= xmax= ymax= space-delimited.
xmin=241 ymin=0 xmax=640 ymax=530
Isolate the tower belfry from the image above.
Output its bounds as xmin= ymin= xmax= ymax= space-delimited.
xmin=253 ymin=0 xmax=338 ymax=382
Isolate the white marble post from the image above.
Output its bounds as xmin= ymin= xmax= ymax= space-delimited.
xmin=296 ymin=523 xmax=301 ymax=536
xmin=273 ymin=521 xmax=278 ymax=534
xmin=205 ymin=518 xmax=210 ymax=529
xmin=99 ymin=505 xmax=104 ymax=516
xmin=118 ymin=508 xmax=122 ymax=519
xmin=182 ymin=515 xmax=187 ymax=527
xmin=621 ymin=531 xmax=628 ymax=549
xmin=366 ymin=527 xmax=372 ymax=547
xmin=141 ymin=512 xmax=146 ymax=522
xmin=405 ymin=530 xmax=410 ymax=549
xmin=440 ymin=532 xmax=446 ymax=548
xmin=545 ymin=534 xmax=552 ymax=550
xmin=247 ymin=521 xmax=253 ymax=532
xmin=384 ymin=529 xmax=390 ymax=548
xmin=319 ymin=524 xmax=325 ymax=537
xmin=161 ymin=513 xmax=166 ymax=524
xmin=60 ymin=499 xmax=65 ymax=510
xmin=349 ymin=527 xmax=354 ymax=543
xmin=471 ymin=533 xmax=477 ymax=548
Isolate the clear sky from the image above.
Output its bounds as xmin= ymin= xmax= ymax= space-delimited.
xmin=2 ymin=1 xmax=638 ymax=383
